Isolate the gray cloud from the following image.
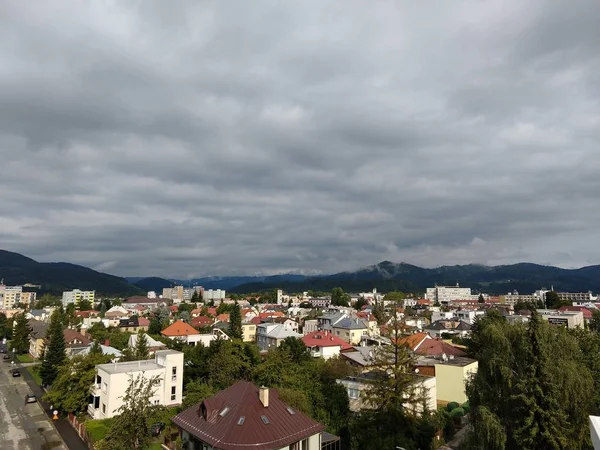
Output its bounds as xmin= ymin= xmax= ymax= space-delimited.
xmin=1 ymin=0 xmax=599 ymax=278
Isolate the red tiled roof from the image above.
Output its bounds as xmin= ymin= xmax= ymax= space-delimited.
xmin=302 ymin=331 xmax=353 ymax=350
xmin=259 ymin=312 xmax=285 ymax=319
xmin=161 ymin=320 xmax=200 ymax=337
xmin=251 ymin=317 xmax=262 ymax=325
xmin=216 ymin=313 xmax=230 ymax=323
xmin=191 ymin=316 xmax=213 ymax=328
xmin=558 ymin=306 xmax=593 ymax=319
xmin=169 ymin=305 xmax=179 ymax=312
xmin=63 ymin=330 xmax=91 ymax=346
xmin=417 ymin=299 xmax=432 ymax=305
xmin=414 ymin=338 xmax=466 ymax=357
xmin=138 ymin=317 xmax=150 ymax=326
xmin=172 ymin=381 xmax=325 ymax=450
xmin=207 ymin=307 xmax=217 ymax=317
xmin=396 ymin=332 xmax=430 ymax=351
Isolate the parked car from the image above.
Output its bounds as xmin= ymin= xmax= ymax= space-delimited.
xmin=3 ymin=354 xmax=10 ymax=361
xmin=25 ymin=394 xmax=37 ymax=403
xmin=12 ymin=369 xmax=20 ymax=377
xmin=150 ymin=422 xmax=165 ymax=436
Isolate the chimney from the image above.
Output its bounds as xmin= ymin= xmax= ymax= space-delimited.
xmin=259 ymin=386 xmax=269 ymax=408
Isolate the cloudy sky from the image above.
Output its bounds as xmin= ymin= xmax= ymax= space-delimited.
xmin=1 ymin=1 xmax=599 ymax=278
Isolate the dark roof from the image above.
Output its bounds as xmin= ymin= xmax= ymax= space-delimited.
xmin=172 ymin=381 xmax=325 ymax=450
xmin=425 ymin=321 xmax=447 ymax=330
xmin=119 ymin=317 xmax=139 ymax=328
xmin=454 ymin=321 xmax=472 ymax=331
xmin=28 ymin=319 xmax=48 ymax=338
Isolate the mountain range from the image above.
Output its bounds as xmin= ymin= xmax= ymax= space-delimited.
xmin=2 ymin=249 xmax=600 ymax=296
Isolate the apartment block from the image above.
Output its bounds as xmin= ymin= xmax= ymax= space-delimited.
xmin=62 ymin=289 xmax=95 ymax=307
xmin=203 ymin=289 xmax=226 ymax=301
xmin=426 ymin=285 xmax=471 ymax=304
xmin=89 ymin=350 xmax=184 ymax=419
xmin=0 ymin=285 xmax=36 ymax=308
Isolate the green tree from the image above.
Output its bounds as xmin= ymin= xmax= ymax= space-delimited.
xmin=40 ymin=310 xmax=67 ymax=387
xmin=44 ymin=351 xmax=112 ymax=414
xmin=589 ymin=309 xmax=600 ymax=333
xmin=478 ymin=293 xmax=485 ymax=303
xmin=331 ymin=287 xmax=350 ymax=307
xmin=228 ymin=301 xmax=243 ymax=340
xmin=65 ymin=303 xmax=77 ymax=327
xmin=545 ymin=291 xmax=561 ymax=309
xmin=0 ymin=312 xmax=7 ymax=338
xmin=11 ymin=313 xmax=31 ymax=354
xmin=78 ymin=298 xmax=92 ymax=311
xmin=279 ymin=336 xmax=310 ymax=364
xmin=181 ymin=380 xmax=214 ymax=409
xmin=134 ymin=329 xmax=149 ymax=360
xmin=354 ymin=296 xmax=368 ymax=311
xmin=148 ymin=315 xmax=163 ymax=335
xmin=191 ymin=290 xmax=199 ymax=303
xmin=383 ymin=291 xmax=405 ymax=302
xmin=96 ymin=373 xmax=162 ymax=450
xmin=120 ymin=346 xmax=137 ymax=362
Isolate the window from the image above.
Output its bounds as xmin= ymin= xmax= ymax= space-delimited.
xmin=102 ymin=382 xmax=107 ymax=393
xmin=94 ymin=396 xmax=100 ymax=408
xmin=172 ymin=367 xmax=177 ymax=375
xmin=102 ymin=403 xmax=106 ymax=414
xmin=154 ymin=400 xmax=160 ymax=405
xmin=172 ymin=366 xmax=177 ymax=381
xmin=171 ymin=386 xmax=177 ymax=401
xmin=348 ymin=388 xmax=360 ymax=399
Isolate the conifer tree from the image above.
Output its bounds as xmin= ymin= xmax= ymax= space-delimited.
xmin=229 ymin=301 xmax=243 ymax=340
xmin=40 ymin=309 xmax=66 ymax=387
xmin=134 ymin=329 xmax=149 ymax=360
xmin=11 ymin=313 xmax=31 ymax=354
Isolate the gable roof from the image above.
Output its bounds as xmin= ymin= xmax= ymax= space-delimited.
xmin=333 ymin=318 xmax=368 ymax=330
xmin=414 ymin=338 xmax=466 ymax=357
xmin=119 ymin=317 xmax=140 ymax=328
xmin=558 ymin=305 xmax=593 ymax=319
xmin=191 ymin=316 xmax=214 ymax=328
xmin=63 ymin=330 xmax=92 ymax=347
xmin=424 ymin=321 xmax=447 ymax=331
xmin=396 ymin=332 xmax=431 ymax=351
xmin=161 ymin=320 xmax=200 ymax=337
xmin=302 ymin=331 xmax=353 ymax=350
xmin=172 ymin=381 xmax=325 ymax=450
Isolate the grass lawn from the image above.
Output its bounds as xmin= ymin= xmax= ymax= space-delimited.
xmin=85 ymin=418 xmax=114 ymax=442
xmin=148 ymin=443 xmax=163 ymax=450
xmin=17 ymin=354 xmax=34 ymax=363
xmin=26 ymin=366 xmax=42 ymax=385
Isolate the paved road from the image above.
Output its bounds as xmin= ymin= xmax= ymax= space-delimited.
xmin=16 ymin=361 xmax=90 ymax=450
xmin=0 ymin=361 xmax=66 ymax=449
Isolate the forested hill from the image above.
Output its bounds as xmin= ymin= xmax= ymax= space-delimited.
xmin=0 ymin=249 xmax=143 ymax=296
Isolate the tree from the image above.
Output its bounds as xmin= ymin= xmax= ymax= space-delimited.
xmin=44 ymin=351 xmax=112 ymax=414
xmin=589 ymin=310 xmax=600 ymax=333
xmin=78 ymin=298 xmax=92 ymax=311
xmin=354 ymin=296 xmax=368 ymax=311
xmin=0 ymin=312 xmax=7 ymax=338
xmin=40 ymin=309 xmax=67 ymax=387
xmin=181 ymin=379 xmax=214 ymax=409
xmin=228 ymin=301 xmax=242 ymax=340
xmin=478 ymin=293 xmax=485 ymax=303
xmin=148 ymin=315 xmax=163 ymax=335
xmin=134 ymin=329 xmax=149 ymax=360
xmin=545 ymin=291 xmax=561 ymax=309
xmin=97 ymin=373 xmax=162 ymax=450
xmin=65 ymin=303 xmax=77 ymax=327
xmin=191 ymin=290 xmax=199 ymax=303
xmin=120 ymin=346 xmax=137 ymax=362
xmin=383 ymin=291 xmax=405 ymax=302
xmin=279 ymin=337 xmax=310 ymax=364
xmin=11 ymin=313 xmax=31 ymax=354
xmin=331 ymin=287 xmax=350 ymax=307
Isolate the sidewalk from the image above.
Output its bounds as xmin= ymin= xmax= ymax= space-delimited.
xmin=17 ymin=361 xmax=89 ymax=450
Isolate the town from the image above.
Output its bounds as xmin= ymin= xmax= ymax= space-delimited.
xmin=2 ymin=281 xmax=600 ymax=450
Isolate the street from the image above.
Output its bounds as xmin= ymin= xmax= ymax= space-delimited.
xmin=0 ymin=361 xmax=66 ymax=449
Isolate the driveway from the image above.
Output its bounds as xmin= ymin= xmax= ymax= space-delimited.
xmin=0 ymin=363 xmax=66 ymax=449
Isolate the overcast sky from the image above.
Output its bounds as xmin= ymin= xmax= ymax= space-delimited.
xmin=1 ymin=1 xmax=599 ymax=278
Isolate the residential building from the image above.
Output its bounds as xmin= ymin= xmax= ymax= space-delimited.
xmin=415 ymin=355 xmax=478 ymax=405
xmin=557 ymin=291 xmax=595 ymax=304
xmin=537 ymin=309 xmax=584 ymax=329
xmin=309 ymin=297 xmax=331 ymax=308
xmin=28 ymin=320 xmax=49 ymax=359
xmin=302 ymin=330 xmax=353 ymax=360
xmin=0 ymin=285 xmax=36 ymax=308
xmin=128 ymin=334 xmax=167 ymax=355
xmin=331 ymin=318 xmax=369 ymax=345
xmin=256 ymin=323 xmax=302 ymax=351
xmin=123 ymin=296 xmax=166 ymax=310
xmin=337 ymin=372 xmax=436 ymax=413
xmin=317 ymin=312 xmax=348 ymax=332
xmin=172 ymin=381 xmax=336 ymax=450
xmin=424 ymin=320 xmax=472 ymax=338
xmin=62 ymin=289 xmax=95 ymax=307
xmin=118 ymin=317 xmax=149 ymax=333
xmin=190 ymin=316 xmax=214 ymax=329
xmin=104 ymin=305 xmax=130 ymax=320
xmin=558 ymin=306 xmax=593 ymax=322
xmin=89 ymin=350 xmax=184 ymax=419
xmin=425 ymin=284 xmax=471 ymax=305
xmin=161 ymin=320 xmax=229 ymax=347
xmin=64 ymin=330 xmax=92 ymax=356
xmin=303 ymin=319 xmax=319 ymax=335
xmin=162 ymin=286 xmax=184 ymax=302
xmin=72 ymin=343 xmax=122 ymax=360
xmin=242 ymin=322 xmax=257 ymax=343
xmin=203 ymin=289 xmax=226 ymax=302
xmin=26 ymin=308 xmax=53 ymax=322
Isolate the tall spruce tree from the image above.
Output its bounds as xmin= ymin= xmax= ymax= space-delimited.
xmin=40 ymin=309 xmax=66 ymax=387
xmin=11 ymin=313 xmax=31 ymax=354
xmin=0 ymin=312 xmax=8 ymax=338
xmin=134 ymin=329 xmax=149 ymax=360
xmin=229 ymin=301 xmax=243 ymax=340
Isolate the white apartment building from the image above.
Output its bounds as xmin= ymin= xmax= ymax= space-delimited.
xmin=89 ymin=350 xmax=184 ymax=419
xmin=426 ymin=285 xmax=471 ymax=304
xmin=0 ymin=285 xmax=36 ymax=308
xmin=203 ymin=289 xmax=226 ymax=301
xmin=62 ymin=289 xmax=95 ymax=307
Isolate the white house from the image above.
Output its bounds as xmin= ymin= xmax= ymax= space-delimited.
xmin=256 ymin=323 xmax=302 ymax=351
xmin=89 ymin=350 xmax=184 ymax=419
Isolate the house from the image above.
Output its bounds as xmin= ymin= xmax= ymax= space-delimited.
xmin=558 ymin=306 xmax=593 ymax=322
xmin=424 ymin=320 xmax=471 ymax=338
xmin=122 ymin=296 xmax=167 ymax=310
xmin=190 ymin=316 xmax=214 ymax=329
xmin=264 ymin=317 xmax=299 ymax=333
xmin=415 ymin=355 xmax=478 ymax=405
xmin=64 ymin=330 xmax=92 ymax=356
xmin=414 ymin=338 xmax=466 ymax=358
xmin=241 ymin=322 xmax=257 ymax=343
xmin=26 ymin=309 xmax=52 ymax=322
xmin=303 ymin=319 xmax=319 ymax=335
xmin=89 ymin=350 xmax=184 ymax=419
xmin=118 ymin=317 xmax=149 ymax=333
xmin=71 ymin=343 xmax=122 ymax=360
xmin=161 ymin=320 xmax=201 ymax=344
xmin=397 ymin=332 xmax=432 ymax=352
xmin=302 ymin=331 xmax=353 ymax=360
xmin=28 ymin=320 xmax=49 ymax=359
xmin=317 ymin=312 xmax=347 ymax=332
xmin=331 ymin=318 xmax=369 ymax=345
xmin=104 ymin=306 xmax=130 ymax=320
xmin=216 ymin=313 xmax=230 ymax=323
xmin=172 ymin=381 xmax=337 ymax=450
xmin=337 ymin=372 xmax=437 ymax=413
xmin=128 ymin=334 xmax=168 ymax=355
xmin=256 ymin=323 xmax=302 ymax=351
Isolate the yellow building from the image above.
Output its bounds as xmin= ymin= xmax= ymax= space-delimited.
xmin=242 ymin=323 xmax=257 ymax=342
xmin=415 ymin=356 xmax=478 ymax=405
xmin=0 ymin=285 xmax=36 ymax=308
xmin=62 ymin=289 xmax=95 ymax=307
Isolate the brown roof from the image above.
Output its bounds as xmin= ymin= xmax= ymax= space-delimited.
xmin=63 ymin=330 xmax=92 ymax=347
xmin=414 ymin=338 xmax=466 ymax=357
xmin=396 ymin=332 xmax=430 ymax=351
xmin=161 ymin=320 xmax=200 ymax=337
xmin=172 ymin=381 xmax=325 ymax=450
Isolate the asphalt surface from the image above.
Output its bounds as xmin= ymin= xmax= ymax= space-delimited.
xmin=16 ymin=360 xmax=89 ymax=450
xmin=0 ymin=358 xmax=66 ymax=449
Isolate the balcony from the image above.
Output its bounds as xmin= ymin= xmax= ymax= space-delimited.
xmin=88 ymin=404 xmax=98 ymax=419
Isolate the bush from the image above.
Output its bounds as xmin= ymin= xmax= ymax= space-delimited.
xmin=446 ymin=401 xmax=459 ymax=412
xmin=85 ymin=418 xmax=114 ymax=442
xmin=450 ymin=407 xmax=465 ymax=418
xmin=461 ymin=401 xmax=470 ymax=414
